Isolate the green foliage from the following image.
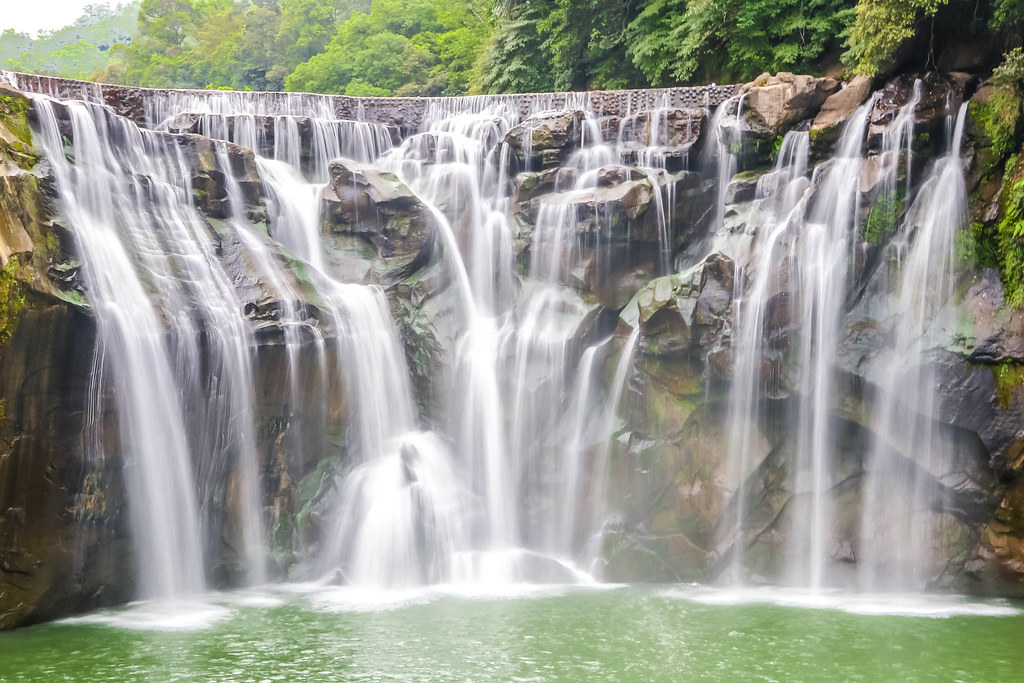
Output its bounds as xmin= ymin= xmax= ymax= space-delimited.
xmin=110 ymin=0 xmax=370 ymax=90
xmin=0 ymin=3 xmax=139 ymax=80
xmin=845 ymin=0 xmax=948 ymax=76
xmin=625 ymin=0 xmax=685 ymax=85
xmin=971 ymin=50 xmax=1024 ymax=163
xmin=996 ymin=153 xmax=1024 ymax=308
xmin=481 ymin=0 xmax=853 ymax=92
xmin=285 ymin=0 xmax=487 ymax=96
xmin=863 ymin=189 xmax=906 ymax=245
xmin=993 ymin=0 xmax=1024 ymax=44
xmin=476 ymin=2 xmax=556 ymax=94
xmin=0 ymin=94 xmax=32 ymax=149
xmin=956 ymin=221 xmax=1001 ymax=270
xmin=980 ymin=89 xmax=1022 ymax=159
xmin=995 ymin=361 xmax=1024 ymax=409
xmin=537 ymin=0 xmax=643 ymax=91
xmin=995 ymin=46 xmax=1024 ymax=85
xmin=629 ymin=0 xmax=855 ymax=84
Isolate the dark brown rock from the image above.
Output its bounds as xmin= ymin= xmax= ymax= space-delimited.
xmin=320 ymin=159 xmax=434 ymax=283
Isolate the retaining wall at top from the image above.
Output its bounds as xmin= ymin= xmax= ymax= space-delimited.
xmin=2 ymin=71 xmax=739 ymax=134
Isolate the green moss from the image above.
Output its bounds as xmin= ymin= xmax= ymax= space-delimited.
xmin=995 ymin=153 xmax=1024 ymax=308
xmin=284 ymin=255 xmax=329 ymax=311
xmin=957 ymin=221 xmax=1000 ymax=270
xmin=980 ymin=89 xmax=1021 ymax=160
xmin=911 ymin=131 xmax=933 ymax=155
xmin=769 ymin=135 xmax=784 ymax=162
xmin=271 ymin=510 xmax=297 ymax=573
xmin=0 ymin=256 xmax=27 ymax=347
xmin=0 ymin=93 xmax=32 ymax=149
xmin=995 ymin=362 xmax=1024 ymax=410
xmin=809 ymin=125 xmax=842 ymax=155
xmin=732 ymin=168 xmax=769 ymax=181
xmin=862 ymin=188 xmax=905 ymax=245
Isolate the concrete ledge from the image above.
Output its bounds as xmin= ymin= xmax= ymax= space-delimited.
xmin=1 ymin=71 xmax=739 ymax=134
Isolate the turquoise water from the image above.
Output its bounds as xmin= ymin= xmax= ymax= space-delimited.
xmin=1 ymin=585 xmax=1021 ymax=681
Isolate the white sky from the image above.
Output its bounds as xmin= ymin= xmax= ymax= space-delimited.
xmin=2 ymin=1 xmax=126 ymax=37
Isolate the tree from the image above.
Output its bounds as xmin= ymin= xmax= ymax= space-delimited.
xmin=626 ymin=0 xmax=686 ymax=86
xmin=285 ymin=0 xmax=486 ymax=96
xmin=540 ymin=0 xmax=644 ymax=90
xmin=845 ymin=0 xmax=948 ymax=76
xmin=626 ymin=0 xmax=854 ymax=85
xmin=231 ymin=5 xmax=285 ymax=90
xmin=476 ymin=1 xmax=556 ymax=94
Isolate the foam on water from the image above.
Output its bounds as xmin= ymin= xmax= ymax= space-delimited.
xmin=663 ymin=585 xmax=1021 ymax=618
xmin=61 ymin=600 xmax=233 ymax=631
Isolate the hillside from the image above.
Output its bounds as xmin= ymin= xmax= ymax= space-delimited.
xmin=0 ymin=3 xmax=139 ymax=80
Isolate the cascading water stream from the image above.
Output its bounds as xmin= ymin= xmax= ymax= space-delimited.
xmin=783 ymin=101 xmax=876 ymax=591
xmin=378 ymin=99 xmax=658 ymax=582
xmin=723 ymin=130 xmax=812 ymax=584
xmin=857 ymin=103 xmax=970 ymax=591
xmin=31 ymin=97 xmax=270 ymax=596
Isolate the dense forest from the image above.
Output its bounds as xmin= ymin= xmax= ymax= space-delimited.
xmin=3 ymin=0 xmax=1024 ymax=94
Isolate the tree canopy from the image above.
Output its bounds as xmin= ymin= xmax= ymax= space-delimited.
xmin=4 ymin=0 xmax=1023 ymax=94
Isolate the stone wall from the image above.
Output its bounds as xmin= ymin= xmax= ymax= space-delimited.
xmin=1 ymin=71 xmax=739 ymax=133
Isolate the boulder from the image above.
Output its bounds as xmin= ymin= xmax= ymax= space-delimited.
xmin=620 ymin=253 xmax=734 ymax=359
xmin=597 ymin=165 xmax=646 ymax=187
xmin=811 ymin=75 xmax=873 ymax=153
xmin=743 ymin=73 xmax=841 ymax=137
xmin=504 ymin=110 xmax=587 ymax=167
xmin=724 ymin=175 xmax=759 ymax=205
xmin=320 ymin=158 xmax=434 ymax=283
xmin=515 ymin=167 xmax=572 ymax=203
xmin=617 ymin=108 xmax=705 ymax=146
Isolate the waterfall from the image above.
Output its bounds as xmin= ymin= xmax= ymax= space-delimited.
xmin=785 ymin=102 xmax=874 ymax=591
xmin=10 ymin=69 xmax=980 ymax=603
xmin=857 ymin=103 xmax=969 ymax=591
xmin=32 ymin=98 xmax=268 ymax=595
xmin=723 ymin=130 xmax=812 ymax=584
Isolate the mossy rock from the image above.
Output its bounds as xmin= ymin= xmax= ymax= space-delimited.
xmin=0 ymin=256 xmax=27 ymax=347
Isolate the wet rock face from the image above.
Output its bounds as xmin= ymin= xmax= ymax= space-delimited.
xmin=613 ymin=108 xmax=708 ymax=169
xmin=619 ymin=253 xmax=734 ymax=371
xmin=616 ymin=108 xmax=706 ymax=148
xmin=867 ymin=71 xmax=969 ymax=150
xmin=1 ymin=87 xmax=135 ymax=628
xmin=320 ymin=159 xmax=434 ymax=283
xmin=509 ymin=164 xmax=713 ymax=310
xmin=597 ymin=255 xmax=736 ymax=582
xmin=0 ymin=305 xmax=136 ymax=631
xmin=179 ymin=134 xmax=262 ymax=218
xmin=0 ymin=85 xmax=358 ymax=629
xmin=504 ymin=110 xmax=587 ymax=168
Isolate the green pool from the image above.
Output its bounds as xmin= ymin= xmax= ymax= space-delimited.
xmin=1 ymin=585 xmax=1020 ymax=681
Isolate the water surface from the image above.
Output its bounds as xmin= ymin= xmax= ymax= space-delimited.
xmin=1 ymin=586 xmax=1020 ymax=681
